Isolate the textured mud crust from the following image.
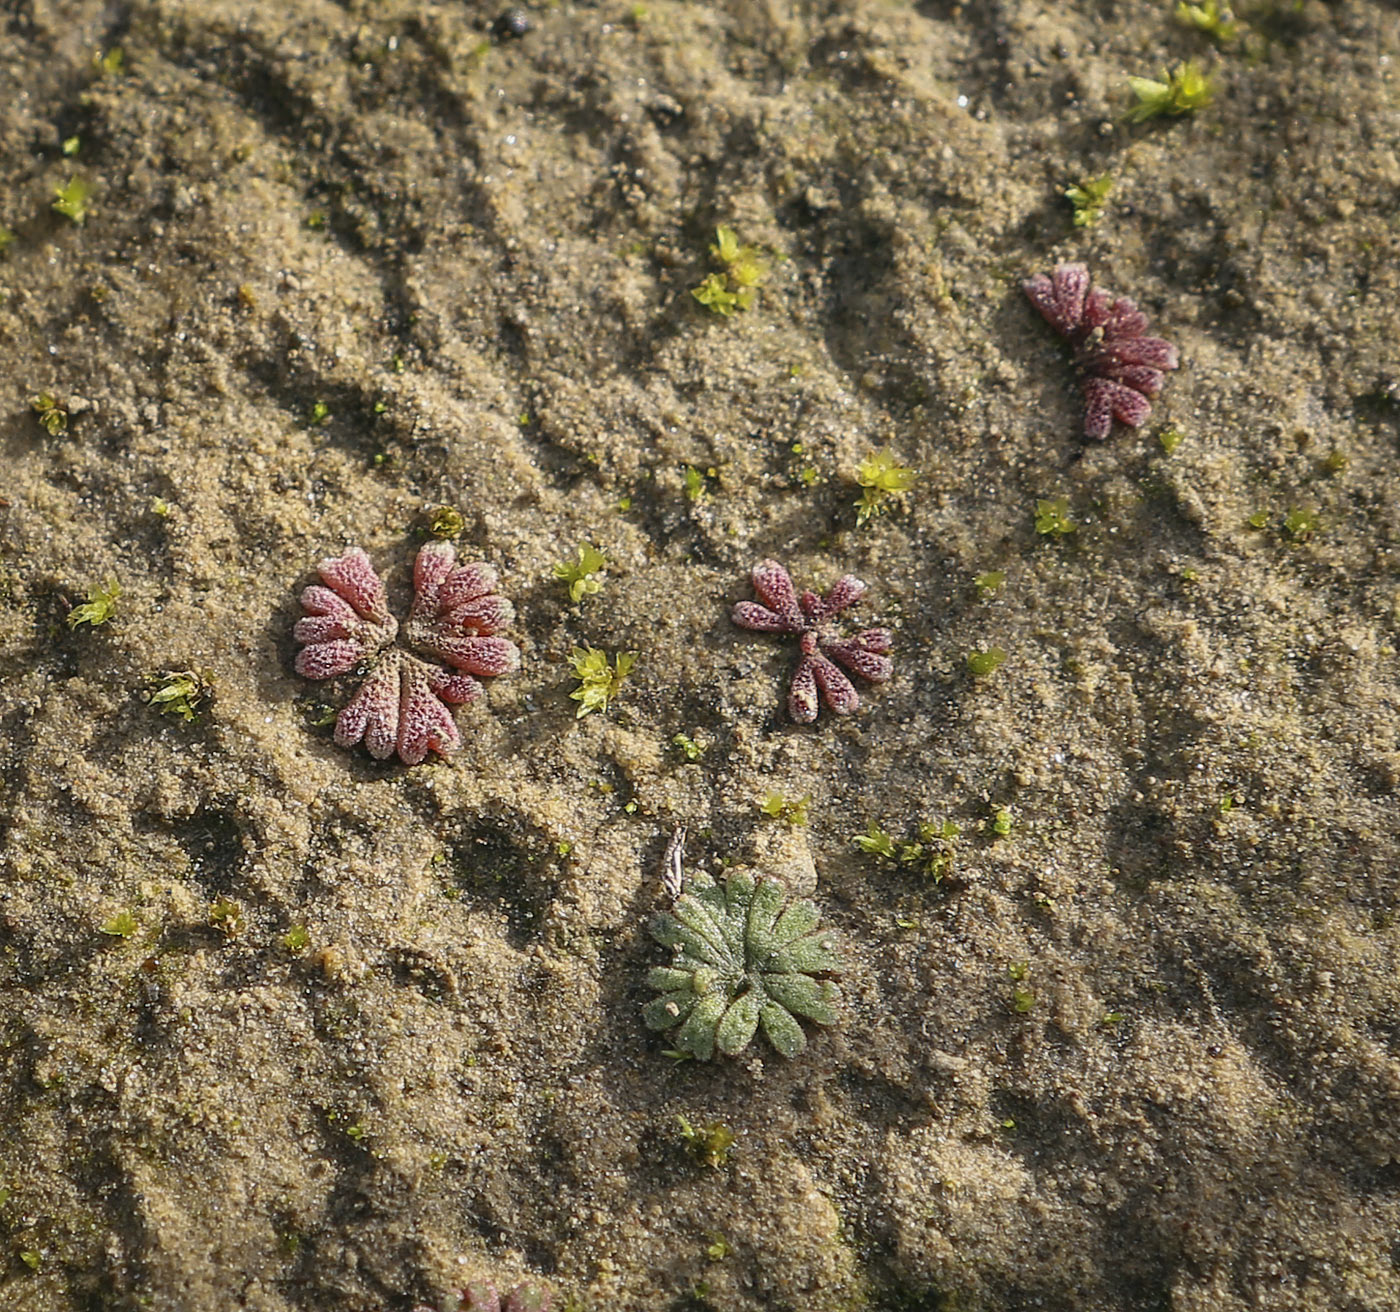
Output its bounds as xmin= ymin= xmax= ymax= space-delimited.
xmin=1 ymin=2 xmax=1398 ymax=1310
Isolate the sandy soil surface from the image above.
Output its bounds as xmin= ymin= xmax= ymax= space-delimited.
xmin=2 ymin=1 xmax=1399 ymax=1309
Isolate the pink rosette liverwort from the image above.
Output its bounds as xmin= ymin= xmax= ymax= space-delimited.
xmin=293 ymin=542 xmax=520 ymax=765
xmin=731 ymin=558 xmax=893 ymax=723
xmin=1023 ymin=262 xmax=1179 ymax=440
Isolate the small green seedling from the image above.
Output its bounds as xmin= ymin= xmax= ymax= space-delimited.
xmin=62 ymin=136 xmax=80 ymax=157
xmin=209 ymin=898 xmax=245 ymax=937
xmin=760 ymin=792 xmax=809 ymax=826
xmin=1158 ymin=427 xmax=1185 ymax=454
xmin=691 ymin=225 xmax=768 ymax=315
xmin=568 ymin=646 xmax=637 ymax=717
xmin=99 ymin=911 xmax=138 ymax=938
xmin=966 ymin=647 xmax=1007 ymax=678
xmin=52 ymin=176 xmax=92 ymax=223
xmin=906 ymin=819 xmax=960 ymax=882
xmin=974 ymin=570 xmax=1006 ymax=598
xmin=1126 ymin=61 xmax=1214 ymax=122
xmin=672 ymin=732 xmax=705 ymax=762
xmin=94 ymin=47 xmax=124 ymax=75
xmin=0 ymin=226 xmax=14 ymax=255
xmin=1035 ymin=497 xmax=1076 ymax=537
xmin=31 ymin=392 xmax=68 ymax=435
xmin=143 ymin=670 xmax=210 ymax=722
xmin=855 ymin=449 xmax=916 ymax=527
xmin=427 ymin=505 xmax=466 ymax=538
xmin=554 ymin=544 xmax=608 ymax=602
xmin=1008 ymin=961 xmax=1035 ymax=1013
xmin=1283 ymin=507 xmax=1319 ymax=541
xmin=1064 ymin=175 xmax=1112 ymax=228
xmin=677 ymin=1115 xmax=735 ymax=1168
xmin=282 ymin=925 xmax=310 ymax=952
xmin=853 ymin=823 xmax=898 ymax=860
xmin=990 ymin=806 xmax=1013 ymax=838
xmin=67 ymin=578 xmax=121 ymax=628
xmin=857 ymin=818 xmax=961 ymax=880
xmin=683 ymin=464 xmax=714 ymax=502
xmin=1176 ymin=0 xmax=1238 ymax=41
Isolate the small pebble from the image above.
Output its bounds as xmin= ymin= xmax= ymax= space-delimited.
xmin=492 ymin=7 xmax=532 ymax=40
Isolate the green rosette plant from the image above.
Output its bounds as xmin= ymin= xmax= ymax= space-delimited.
xmin=643 ymin=870 xmax=843 ymax=1060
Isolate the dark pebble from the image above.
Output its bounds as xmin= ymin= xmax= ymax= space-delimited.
xmin=492 ymin=8 xmax=532 ymax=40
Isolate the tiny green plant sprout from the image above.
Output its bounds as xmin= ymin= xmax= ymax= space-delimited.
xmin=759 ymin=792 xmax=809 ymax=826
xmin=553 ymin=544 xmax=608 ymax=603
xmin=672 ymin=732 xmax=706 ymax=762
xmin=1177 ymin=0 xmax=1238 ymax=42
xmin=1126 ymin=61 xmax=1214 ymax=122
xmin=143 ymin=670 xmax=211 ymax=721
xmin=30 ymin=392 xmax=69 ymax=435
xmin=974 ymin=569 xmax=1006 ymax=599
xmin=1034 ymin=497 xmax=1076 ymax=538
xmin=1007 ymin=961 xmax=1035 ymax=1013
xmin=1284 ymin=506 xmax=1320 ymax=541
xmin=427 ymin=504 xmax=466 ymax=538
xmin=568 ymin=646 xmax=637 ymax=717
xmin=966 ymin=646 xmax=1007 ymax=678
xmin=1064 ymin=175 xmax=1112 ymax=228
xmin=52 ymin=176 xmax=92 ymax=223
xmin=676 ymin=1115 xmax=735 ymax=1167
xmin=691 ymin=225 xmax=768 ymax=316
xmin=853 ymin=818 xmax=960 ymax=881
xmin=67 ymin=578 xmax=121 ymax=628
xmin=644 ymin=870 xmax=844 ymax=1061
xmin=99 ymin=910 xmax=138 ymax=939
xmin=854 ymin=449 xmax=916 ymax=527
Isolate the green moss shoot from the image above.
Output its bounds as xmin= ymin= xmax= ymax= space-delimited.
xmin=1064 ymin=175 xmax=1113 ymax=227
xmin=855 ymin=449 xmax=916 ymax=527
xmin=691 ymin=225 xmax=768 ymax=316
xmin=99 ymin=911 xmax=138 ymax=938
xmin=427 ymin=505 xmax=466 ymax=538
xmin=1284 ymin=506 xmax=1319 ymax=541
xmin=1126 ymin=61 xmax=1214 ymax=122
xmin=568 ymin=646 xmax=637 ymax=717
xmin=67 ymin=578 xmax=121 ymax=629
xmin=52 ymin=176 xmax=92 ymax=223
xmin=554 ymin=544 xmax=608 ymax=602
xmin=853 ymin=823 xmax=898 ymax=860
xmin=31 ymin=391 xmax=69 ymax=435
xmin=974 ymin=569 xmax=1006 ymax=598
xmin=144 ymin=670 xmax=211 ymax=722
xmin=1176 ymin=0 xmax=1238 ymax=41
xmin=967 ymin=646 xmax=1007 ymax=678
xmin=760 ymin=792 xmax=810 ymax=826
xmin=1035 ymin=497 xmax=1076 ymax=537
xmin=677 ymin=1115 xmax=736 ymax=1167
xmin=683 ymin=464 xmax=714 ymax=501
xmin=672 ymin=732 xmax=705 ymax=761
